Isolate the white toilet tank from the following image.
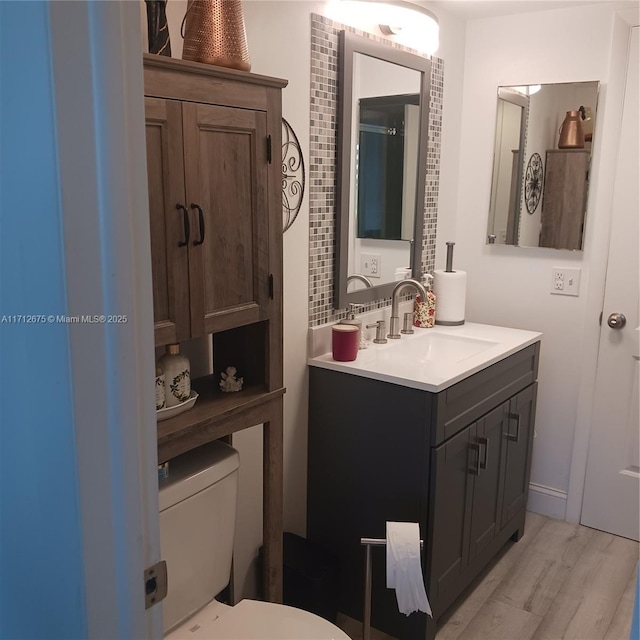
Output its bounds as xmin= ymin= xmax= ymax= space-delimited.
xmin=159 ymin=441 xmax=240 ymax=634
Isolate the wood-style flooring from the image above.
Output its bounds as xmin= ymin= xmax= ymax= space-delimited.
xmin=337 ymin=512 xmax=639 ymax=640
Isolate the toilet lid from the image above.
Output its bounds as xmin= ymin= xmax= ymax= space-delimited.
xmin=166 ymin=599 xmax=351 ymax=640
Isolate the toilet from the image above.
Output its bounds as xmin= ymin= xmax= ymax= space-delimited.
xmin=159 ymin=441 xmax=350 ymax=639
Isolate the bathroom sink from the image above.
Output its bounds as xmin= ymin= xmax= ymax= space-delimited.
xmin=392 ymin=332 xmax=498 ymax=363
xmin=308 ymin=322 xmax=542 ymax=392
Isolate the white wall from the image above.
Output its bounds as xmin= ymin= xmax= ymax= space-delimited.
xmin=241 ymin=0 xmax=326 ymax=600
xmin=455 ymin=3 xmax=632 ymax=519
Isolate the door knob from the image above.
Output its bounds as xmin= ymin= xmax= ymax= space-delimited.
xmin=607 ymin=312 xmax=626 ymax=329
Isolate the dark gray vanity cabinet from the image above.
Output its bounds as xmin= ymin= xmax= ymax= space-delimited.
xmin=430 ymin=402 xmax=508 ymax=613
xmin=501 ymin=385 xmax=537 ymax=526
xmin=428 ymin=383 xmax=537 ymax=619
xmin=307 ymin=342 xmax=539 ymax=640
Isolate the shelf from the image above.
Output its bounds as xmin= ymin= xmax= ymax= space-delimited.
xmin=157 ymin=375 xmax=286 ymax=463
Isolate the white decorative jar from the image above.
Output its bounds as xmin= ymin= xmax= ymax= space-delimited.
xmin=158 ymin=343 xmax=191 ymax=407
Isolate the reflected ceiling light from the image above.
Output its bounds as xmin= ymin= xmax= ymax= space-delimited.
xmin=327 ymin=1 xmax=440 ymax=55
xmin=512 ymin=84 xmax=542 ymax=97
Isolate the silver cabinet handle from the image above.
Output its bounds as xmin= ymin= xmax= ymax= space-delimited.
xmin=469 ymin=442 xmax=481 ymax=475
xmin=478 ymin=436 xmax=489 ymax=470
xmin=607 ymin=312 xmax=626 ymax=329
xmin=507 ymin=413 xmax=521 ymax=442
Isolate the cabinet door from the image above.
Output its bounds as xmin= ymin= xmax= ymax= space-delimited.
xmin=144 ymin=98 xmax=191 ymax=346
xmin=468 ymin=403 xmax=507 ymax=563
xmin=500 ymin=383 xmax=538 ymax=528
xmin=182 ymin=103 xmax=270 ymax=336
xmin=540 ymin=151 xmax=589 ymax=250
xmin=430 ymin=423 xmax=475 ymax=610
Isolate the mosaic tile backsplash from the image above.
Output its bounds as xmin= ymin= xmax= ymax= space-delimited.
xmin=308 ymin=13 xmax=444 ymax=327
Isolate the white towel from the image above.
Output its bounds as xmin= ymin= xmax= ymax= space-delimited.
xmin=386 ymin=522 xmax=432 ymax=617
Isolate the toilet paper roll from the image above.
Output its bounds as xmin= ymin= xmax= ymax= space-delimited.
xmin=386 ymin=522 xmax=432 ymax=617
xmin=434 ymin=269 xmax=467 ymax=325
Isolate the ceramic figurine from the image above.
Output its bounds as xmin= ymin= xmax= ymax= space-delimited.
xmin=219 ymin=366 xmax=244 ymax=393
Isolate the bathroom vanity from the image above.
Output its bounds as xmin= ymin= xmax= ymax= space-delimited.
xmin=307 ymin=324 xmax=541 ymax=639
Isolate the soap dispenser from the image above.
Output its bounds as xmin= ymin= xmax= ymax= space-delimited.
xmin=413 ymin=274 xmax=436 ymax=328
xmin=340 ymin=303 xmax=367 ymax=349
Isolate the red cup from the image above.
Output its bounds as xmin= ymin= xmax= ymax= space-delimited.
xmin=332 ymin=324 xmax=359 ymax=362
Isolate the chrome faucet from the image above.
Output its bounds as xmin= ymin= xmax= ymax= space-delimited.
xmin=347 ymin=274 xmax=373 ymax=289
xmin=388 ymin=278 xmax=427 ymax=339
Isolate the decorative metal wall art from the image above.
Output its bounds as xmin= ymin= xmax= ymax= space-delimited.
xmin=525 ymin=152 xmax=544 ymax=214
xmin=282 ymin=118 xmax=305 ymax=233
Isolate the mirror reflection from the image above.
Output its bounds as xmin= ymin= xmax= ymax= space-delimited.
xmin=336 ymin=31 xmax=431 ymax=309
xmin=487 ymin=81 xmax=599 ymax=250
xmin=355 ymin=81 xmax=420 ymax=243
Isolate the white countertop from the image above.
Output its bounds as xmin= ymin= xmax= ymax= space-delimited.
xmin=308 ymin=322 xmax=542 ymax=392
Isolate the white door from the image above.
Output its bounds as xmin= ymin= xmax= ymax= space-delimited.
xmin=50 ymin=1 xmax=163 ymax=636
xmin=581 ymin=26 xmax=639 ymax=541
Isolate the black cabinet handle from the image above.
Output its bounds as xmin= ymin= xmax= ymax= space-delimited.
xmin=508 ymin=413 xmax=521 ymax=443
xmin=478 ymin=436 xmax=489 ymax=470
xmin=176 ymin=204 xmax=190 ymax=247
xmin=191 ymin=203 xmax=205 ymax=246
xmin=469 ymin=442 xmax=481 ymax=476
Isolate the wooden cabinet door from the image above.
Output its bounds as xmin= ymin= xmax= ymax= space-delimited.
xmin=500 ymin=383 xmax=538 ymax=528
xmin=144 ymin=97 xmax=191 ymax=346
xmin=468 ymin=402 xmax=507 ymax=563
xmin=540 ymin=150 xmax=589 ymax=250
xmin=182 ymin=102 xmax=270 ymax=336
xmin=430 ymin=422 xmax=475 ymax=612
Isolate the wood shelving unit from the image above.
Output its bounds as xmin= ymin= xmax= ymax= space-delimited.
xmin=157 ymin=380 xmax=286 ymax=464
xmin=144 ymin=55 xmax=287 ymax=603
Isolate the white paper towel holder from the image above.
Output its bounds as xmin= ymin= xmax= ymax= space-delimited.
xmin=435 ymin=241 xmax=465 ymax=326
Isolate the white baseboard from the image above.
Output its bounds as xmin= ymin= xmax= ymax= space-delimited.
xmin=527 ymin=482 xmax=568 ymax=520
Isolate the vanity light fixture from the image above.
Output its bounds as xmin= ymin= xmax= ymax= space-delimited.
xmin=512 ymin=84 xmax=541 ymax=96
xmin=328 ymin=0 xmax=440 ymax=55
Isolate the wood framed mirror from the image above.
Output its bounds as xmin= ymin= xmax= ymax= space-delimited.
xmin=335 ymin=30 xmax=431 ymax=309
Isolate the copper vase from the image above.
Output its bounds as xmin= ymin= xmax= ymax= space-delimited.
xmin=182 ymin=0 xmax=251 ymax=72
xmin=558 ymin=110 xmax=585 ymax=149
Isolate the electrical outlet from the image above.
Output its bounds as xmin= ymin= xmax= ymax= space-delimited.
xmin=551 ymin=267 xmax=581 ymax=296
xmin=361 ymin=253 xmax=381 ymax=278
